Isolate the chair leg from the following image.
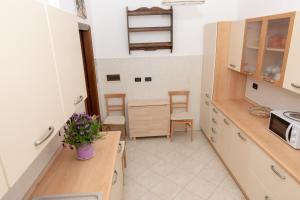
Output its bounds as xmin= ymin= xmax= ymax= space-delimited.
xmin=190 ymin=120 xmax=193 ymax=142
xmin=170 ymin=120 xmax=174 ymax=142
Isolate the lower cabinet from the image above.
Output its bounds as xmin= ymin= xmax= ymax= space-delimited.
xmin=206 ymin=106 xmax=300 ymax=200
xmin=110 ymin=142 xmax=124 ymax=200
xmin=0 ymin=160 xmax=8 ymax=199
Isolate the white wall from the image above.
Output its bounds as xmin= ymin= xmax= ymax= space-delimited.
xmin=97 ymin=56 xmax=202 ymax=130
xmin=89 ymin=0 xmax=239 ymax=58
xmin=239 ymin=0 xmax=300 ymax=111
xmin=238 ymin=0 xmax=300 ymax=19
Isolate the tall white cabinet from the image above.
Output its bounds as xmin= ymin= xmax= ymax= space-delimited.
xmin=47 ymin=6 xmax=87 ymax=120
xmin=0 ymin=0 xmax=87 ymax=190
xmin=0 ymin=0 xmax=65 ymax=187
xmin=200 ymin=23 xmax=217 ymax=135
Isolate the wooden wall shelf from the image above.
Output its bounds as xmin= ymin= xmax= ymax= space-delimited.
xmin=127 ymin=6 xmax=173 ymax=54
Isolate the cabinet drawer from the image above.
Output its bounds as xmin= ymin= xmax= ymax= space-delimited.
xmin=250 ymin=144 xmax=300 ymax=199
xmin=128 ymin=106 xmax=169 ymax=121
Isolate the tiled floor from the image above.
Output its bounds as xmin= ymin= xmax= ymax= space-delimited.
xmin=124 ymin=131 xmax=246 ymax=200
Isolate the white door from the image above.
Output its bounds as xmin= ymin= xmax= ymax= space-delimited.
xmin=0 ymin=0 xmax=64 ymax=186
xmin=228 ymin=20 xmax=245 ymax=72
xmin=0 ymin=159 xmax=8 ymax=199
xmin=283 ymin=12 xmax=300 ymax=95
xmin=46 ymin=6 xmax=87 ymax=120
xmin=201 ymin=23 xmax=217 ymax=99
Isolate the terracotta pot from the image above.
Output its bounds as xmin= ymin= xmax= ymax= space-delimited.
xmin=76 ymin=143 xmax=95 ymax=160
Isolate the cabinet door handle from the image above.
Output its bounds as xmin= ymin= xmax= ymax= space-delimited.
xmin=265 ymin=195 xmax=272 ymax=200
xmin=212 ymin=108 xmax=218 ymax=114
xmin=211 ymin=128 xmax=217 ymax=134
xmin=291 ymin=83 xmax=300 ymax=89
xmin=118 ymin=142 xmax=122 ymax=153
xmin=210 ymin=137 xmax=216 ymax=143
xmin=205 ymin=93 xmax=210 ymax=98
xmin=34 ymin=126 xmax=55 ymax=146
xmin=229 ymin=64 xmax=236 ymax=68
xmin=237 ymin=132 xmax=247 ymax=141
xmin=243 ymin=71 xmax=254 ymax=76
xmin=112 ymin=170 xmax=118 ymax=185
xmin=74 ymin=95 xmax=84 ymax=105
xmin=205 ymin=101 xmax=209 ymax=106
xmin=223 ymin=118 xmax=230 ymax=126
xmin=211 ymin=118 xmax=217 ymax=124
xmin=270 ymin=165 xmax=286 ymax=180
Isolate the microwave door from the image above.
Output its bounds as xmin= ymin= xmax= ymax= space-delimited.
xmin=286 ymin=124 xmax=293 ymax=142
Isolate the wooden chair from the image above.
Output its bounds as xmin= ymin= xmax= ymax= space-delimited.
xmin=102 ymin=93 xmax=126 ymax=139
xmin=169 ymin=91 xmax=193 ymax=142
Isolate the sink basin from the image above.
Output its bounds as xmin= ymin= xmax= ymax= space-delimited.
xmin=32 ymin=193 xmax=103 ymax=200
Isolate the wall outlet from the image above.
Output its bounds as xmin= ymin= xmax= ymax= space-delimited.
xmin=253 ymin=83 xmax=258 ymax=90
xmin=145 ymin=77 xmax=152 ymax=82
xmin=135 ymin=77 xmax=142 ymax=82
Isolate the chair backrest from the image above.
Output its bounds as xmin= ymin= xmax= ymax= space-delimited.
xmin=104 ymin=93 xmax=126 ymax=116
xmin=168 ymin=91 xmax=190 ymax=113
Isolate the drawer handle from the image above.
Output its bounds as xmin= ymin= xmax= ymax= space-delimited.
xmin=223 ymin=118 xmax=230 ymax=126
xmin=205 ymin=101 xmax=209 ymax=106
xmin=74 ymin=95 xmax=84 ymax=105
xmin=229 ymin=64 xmax=236 ymax=68
xmin=34 ymin=126 xmax=55 ymax=146
xmin=112 ymin=170 xmax=118 ymax=185
xmin=212 ymin=108 xmax=218 ymax=114
xmin=118 ymin=142 xmax=122 ymax=153
xmin=237 ymin=132 xmax=247 ymax=141
xmin=243 ymin=71 xmax=254 ymax=76
xmin=205 ymin=93 xmax=210 ymax=98
xmin=211 ymin=118 xmax=217 ymax=124
xmin=270 ymin=165 xmax=286 ymax=180
xmin=210 ymin=137 xmax=216 ymax=143
xmin=211 ymin=128 xmax=217 ymax=134
xmin=291 ymin=83 xmax=300 ymax=89
xmin=265 ymin=195 xmax=272 ymax=200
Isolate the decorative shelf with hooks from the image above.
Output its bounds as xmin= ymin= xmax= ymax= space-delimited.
xmin=126 ymin=6 xmax=173 ymax=54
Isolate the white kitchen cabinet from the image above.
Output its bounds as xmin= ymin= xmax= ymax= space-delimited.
xmin=0 ymin=159 xmax=8 ymax=199
xmin=201 ymin=23 xmax=217 ymax=99
xmin=46 ymin=5 xmax=87 ymax=120
xmin=110 ymin=142 xmax=124 ymax=200
xmin=200 ymin=23 xmax=217 ymax=136
xmin=228 ymin=20 xmax=245 ymax=72
xmin=283 ymin=12 xmax=300 ymax=95
xmin=0 ymin=0 xmax=64 ymax=186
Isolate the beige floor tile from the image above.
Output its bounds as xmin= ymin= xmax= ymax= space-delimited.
xmin=150 ymin=160 xmax=177 ymax=177
xmin=134 ymin=169 xmax=165 ymax=190
xmin=185 ymin=177 xmax=219 ymax=199
xmin=150 ymin=178 xmax=182 ymax=200
xmin=166 ymin=168 xmax=195 ymax=187
xmin=124 ymin=160 xmax=147 ymax=180
xmin=139 ymin=190 xmax=164 ymax=200
xmin=173 ymin=189 xmax=204 ymax=200
xmin=123 ymin=178 xmax=147 ymax=200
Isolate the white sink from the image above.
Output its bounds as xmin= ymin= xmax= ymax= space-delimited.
xmin=32 ymin=193 xmax=103 ymax=200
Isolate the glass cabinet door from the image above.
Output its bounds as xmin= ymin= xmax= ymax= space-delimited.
xmin=261 ymin=14 xmax=294 ymax=84
xmin=241 ymin=19 xmax=263 ymax=76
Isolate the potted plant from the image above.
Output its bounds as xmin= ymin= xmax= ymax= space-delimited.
xmin=63 ymin=113 xmax=102 ymax=160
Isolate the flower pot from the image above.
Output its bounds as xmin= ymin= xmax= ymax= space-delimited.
xmin=76 ymin=143 xmax=95 ymax=160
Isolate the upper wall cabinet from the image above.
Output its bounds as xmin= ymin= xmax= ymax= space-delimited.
xmin=283 ymin=12 xmax=300 ymax=94
xmin=0 ymin=0 xmax=65 ymax=186
xmin=241 ymin=18 xmax=264 ymax=77
xmin=260 ymin=12 xmax=295 ymax=86
xmin=46 ymin=5 xmax=87 ymax=120
xmin=228 ymin=20 xmax=246 ymax=72
xmin=0 ymin=159 xmax=8 ymax=199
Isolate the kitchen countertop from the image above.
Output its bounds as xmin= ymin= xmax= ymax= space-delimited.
xmin=30 ymin=132 xmax=121 ymax=200
xmin=213 ymin=99 xmax=300 ymax=184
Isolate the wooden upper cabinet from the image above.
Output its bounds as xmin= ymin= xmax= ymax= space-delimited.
xmin=46 ymin=5 xmax=87 ymax=120
xmin=228 ymin=20 xmax=246 ymax=72
xmin=283 ymin=12 xmax=300 ymax=94
xmin=0 ymin=1 xmax=65 ymax=186
xmin=241 ymin=18 xmax=264 ymax=78
xmin=0 ymin=159 xmax=8 ymax=199
xmin=260 ymin=12 xmax=295 ymax=86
